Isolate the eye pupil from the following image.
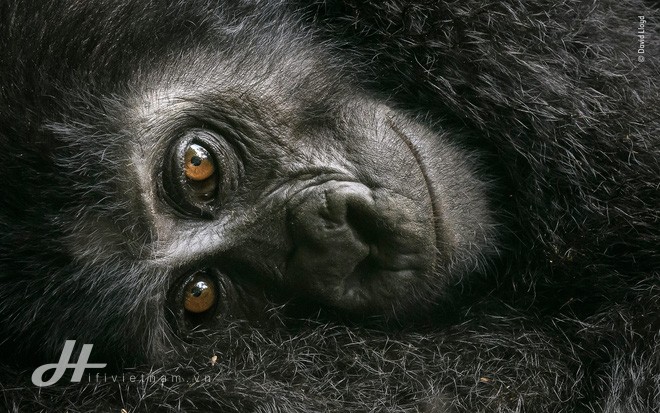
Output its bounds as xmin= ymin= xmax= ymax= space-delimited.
xmin=191 ymin=285 xmax=203 ymax=297
xmin=191 ymin=156 xmax=202 ymax=167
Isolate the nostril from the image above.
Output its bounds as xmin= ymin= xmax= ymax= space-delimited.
xmin=343 ymin=193 xmax=380 ymax=244
xmin=347 ymin=204 xmax=379 ymax=240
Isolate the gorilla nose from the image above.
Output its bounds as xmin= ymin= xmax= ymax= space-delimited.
xmin=289 ymin=182 xmax=375 ymax=255
xmin=286 ymin=182 xmax=377 ymax=296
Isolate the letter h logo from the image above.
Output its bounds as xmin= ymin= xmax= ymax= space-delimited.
xmin=31 ymin=340 xmax=107 ymax=387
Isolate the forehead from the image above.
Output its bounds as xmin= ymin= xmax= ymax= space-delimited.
xmin=0 ymin=2 xmax=328 ymax=104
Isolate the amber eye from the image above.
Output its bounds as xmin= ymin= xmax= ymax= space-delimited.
xmin=184 ymin=143 xmax=215 ymax=182
xmin=183 ymin=274 xmax=217 ymax=314
xmin=179 ymin=141 xmax=218 ymax=202
xmin=163 ymin=129 xmax=241 ymax=216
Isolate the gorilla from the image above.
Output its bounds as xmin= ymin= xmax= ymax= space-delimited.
xmin=0 ymin=0 xmax=658 ymax=412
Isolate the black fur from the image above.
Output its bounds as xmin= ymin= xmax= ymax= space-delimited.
xmin=1 ymin=0 xmax=658 ymax=412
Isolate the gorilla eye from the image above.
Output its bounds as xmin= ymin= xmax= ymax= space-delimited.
xmin=183 ymin=273 xmax=217 ymax=314
xmin=163 ymin=129 xmax=241 ymax=217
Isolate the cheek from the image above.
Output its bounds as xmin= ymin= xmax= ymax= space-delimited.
xmin=404 ymin=121 xmax=499 ymax=275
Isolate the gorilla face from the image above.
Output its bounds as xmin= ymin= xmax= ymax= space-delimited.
xmin=123 ymin=80 xmax=494 ymax=316
xmin=0 ymin=1 xmax=495 ymax=362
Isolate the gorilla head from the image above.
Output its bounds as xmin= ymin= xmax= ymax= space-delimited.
xmin=0 ymin=0 xmax=495 ymax=363
xmin=124 ymin=51 xmax=494 ymax=318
